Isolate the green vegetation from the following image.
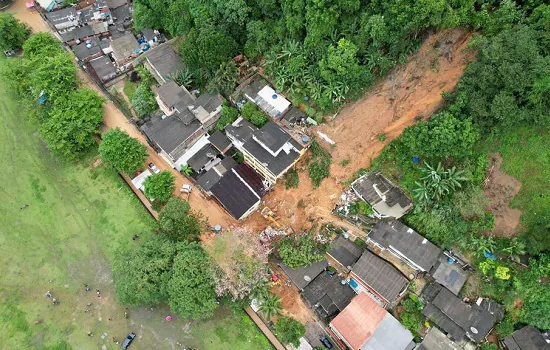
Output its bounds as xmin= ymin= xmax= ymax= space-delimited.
xmin=371 ymin=4 xmax=550 ymax=336
xmin=158 ymin=197 xmax=203 ymax=242
xmin=398 ymin=294 xmax=425 ymax=339
xmin=169 ymin=69 xmax=194 ymax=88
xmin=123 ymin=80 xmax=138 ymax=101
xmin=241 ymin=102 xmax=268 ymax=127
xmin=0 ymin=33 xmax=103 ymax=161
xmin=216 ymin=103 xmax=239 ymax=130
xmin=99 ymin=128 xmax=148 ymax=175
xmin=143 ymin=170 xmax=176 ymax=203
xmin=277 ymin=233 xmax=325 ymax=268
xmin=131 ymin=83 xmax=157 ymax=117
xmin=0 ymin=13 xmax=30 ymax=50
xmin=206 ymin=60 xmax=238 ymax=98
xmin=339 ymin=159 xmax=350 ymax=167
xmin=274 ymin=316 xmax=305 ymax=347
xmin=308 ymin=140 xmax=332 ymax=188
xmin=349 ymin=200 xmax=373 ymax=216
xmin=258 ymin=293 xmax=282 ymax=320
xmin=284 ymin=168 xmax=300 ymax=189
xmin=167 ymin=242 xmax=219 ymax=319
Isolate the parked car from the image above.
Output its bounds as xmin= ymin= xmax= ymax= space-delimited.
xmin=148 ymin=163 xmax=160 ymax=174
xmin=320 ymin=335 xmax=333 ymax=349
xmin=121 ymin=332 xmax=136 ymax=349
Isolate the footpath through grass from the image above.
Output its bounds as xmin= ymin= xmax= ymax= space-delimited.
xmin=0 ymin=62 xmax=272 ymax=349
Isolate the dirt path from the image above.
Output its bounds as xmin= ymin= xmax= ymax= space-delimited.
xmin=247 ymin=29 xmax=475 ymax=233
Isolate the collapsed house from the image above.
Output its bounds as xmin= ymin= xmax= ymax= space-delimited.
xmin=351 ymin=172 xmax=413 ymax=219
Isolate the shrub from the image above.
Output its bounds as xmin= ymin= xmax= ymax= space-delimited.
xmin=308 ymin=140 xmax=332 ymax=188
xmin=274 ymin=316 xmax=305 ymax=347
xmin=284 ymin=169 xmax=300 ymax=189
xmin=216 ymin=104 xmax=239 ymax=130
xmin=131 ymin=83 xmax=157 ymax=118
xmin=241 ymin=102 xmax=268 ymax=127
xmin=143 ymin=170 xmax=175 ymax=203
xmin=277 ymin=234 xmax=325 ymax=268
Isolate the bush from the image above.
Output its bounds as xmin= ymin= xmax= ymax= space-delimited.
xmin=307 ymin=140 xmax=332 ymax=188
xmin=274 ymin=316 xmax=305 ymax=347
xmin=131 ymin=83 xmax=157 ymax=118
xmin=277 ymin=234 xmax=325 ymax=268
xmin=99 ymin=128 xmax=148 ymax=175
xmin=216 ymin=104 xmax=239 ymax=130
xmin=143 ymin=170 xmax=175 ymax=203
xmin=399 ymin=294 xmax=425 ymax=338
xmin=0 ymin=13 xmax=30 ymax=51
xmin=158 ymin=197 xmax=202 ymax=242
xmin=241 ymin=102 xmax=268 ymax=127
xmin=284 ymin=169 xmax=300 ymax=189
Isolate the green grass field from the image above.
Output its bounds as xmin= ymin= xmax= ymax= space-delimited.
xmin=479 ymin=126 xmax=550 ymax=253
xmin=0 ymin=62 xmax=272 ymax=349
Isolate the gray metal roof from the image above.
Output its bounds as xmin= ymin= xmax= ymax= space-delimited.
xmin=88 ymin=55 xmax=116 ymax=81
xmin=194 ymin=93 xmax=223 ymax=114
xmin=145 ymin=45 xmax=184 ymax=82
xmin=283 ymin=106 xmax=306 ymax=123
xmin=253 ymin=121 xmax=291 ymax=154
xmin=368 ymin=221 xmax=442 ymax=271
xmin=351 ymin=250 xmax=409 ymax=303
xmin=141 ymin=115 xmax=202 ymax=156
xmin=422 ymin=283 xmax=502 ymax=343
xmin=225 ymin=117 xmax=257 ymax=143
xmin=302 ymin=271 xmax=355 ymax=317
xmin=110 ymin=33 xmax=138 ymax=61
xmin=327 ymin=236 xmax=363 ymax=271
xmin=60 ymin=26 xmax=94 ymax=42
xmin=208 ymin=130 xmax=232 ymax=153
xmin=417 ymin=327 xmax=467 ymax=350
xmin=197 ymin=169 xmax=221 ymax=192
xmin=278 ymin=259 xmax=327 ymax=291
xmin=72 ymin=38 xmax=101 ymax=60
xmin=105 ymin=0 xmax=126 ymax=9
xmin=363 ymin=313 xmax=416 ymax=350
xmin=503 ymin=326 xmax=549 ymax=350
xmin=45 ymin=7 xmax=77 ymax=25
xmin=430 ymin=257 xmax=469 ymax=295
xmin=187 ymin=144 xmax=218 ymax=172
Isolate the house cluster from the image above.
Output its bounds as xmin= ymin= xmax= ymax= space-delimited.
xmin=277 ymin=172 xmax=512 ymax=350
xmin=136 ymin=52 xmax=308 ymax=220
xmin=39 ymin=0 xmax=164 ymax=83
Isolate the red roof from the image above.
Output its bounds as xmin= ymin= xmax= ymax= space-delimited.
xmin=330 ymin=292 xmax=387 ymax=350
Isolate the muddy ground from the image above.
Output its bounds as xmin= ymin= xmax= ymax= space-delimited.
xmin=483 ymin=154 xmax=522 ymax=237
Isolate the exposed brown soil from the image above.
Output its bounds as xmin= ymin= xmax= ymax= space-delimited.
xmin=483 ymin=153 xmax=522 ymax=237
xmin=245 ymin=28 xmax=475 ymax=233
xmin=270 ymin=264 xmax=315 ymax=324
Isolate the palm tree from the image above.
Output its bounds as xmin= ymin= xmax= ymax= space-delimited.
xmin=180 ymin=165 xmax=193 ymax=176
xmin=170 ymin=69 xmax=194 ymax=88
xmin=278 ymin=40 xmax=301 ymax=59
xmin=250 ymin=285 xmax=269 ymax=301
xmin=259 ymin=293 xmax=282 ymax=320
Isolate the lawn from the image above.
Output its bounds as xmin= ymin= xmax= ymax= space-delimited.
xmin=478 ymin=126 xmax=550 ymax=253
xmin=0 ymin=62 xmax=272 ymax=349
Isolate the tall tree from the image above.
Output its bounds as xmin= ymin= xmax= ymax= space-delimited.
xmin=99 ymin=128 xmax=148 ymax=175
xmin=40 ymin=89 xmax=103 ymax=159
xmin=167 ymin=242 xmax=219 ymax=319
xmin=180 ymin=26 xmax=238 ymax=81
xmin=158 ymin=197 xmax=202 ymax=242
xmin=113 ymin=236 xmax=177 ymax=305
xmin=274 ymin=316 xmax=306 ymax=347
xmin=27 ymin=52 xmax=77 ymax=102
xmin=22 ymin=33 xmax=61 ymax=59
xmin=0 ymin=13 xmax=30 ymax=51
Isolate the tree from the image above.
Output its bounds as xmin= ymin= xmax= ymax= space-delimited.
xmin=413 ymin=162 xmax=468 ymax=206
xmin=258 ymin=293 xmax=282 ymax=320
xmin=0 ymin=13 xmax=30 ymax=51
xmin=158 ymin=197 xmax=202 ymax=242
xmin=167 ymin=242 xmax=219 ymax=319
xmin=170 ymin=69 xmax=194 ymax=88
xmin=113 ymin=236 xmax=177 ymax=305
xmin=143 ymin=170 xmax=175 ymax=203
xmin=277 ymin=234 xmax=325 ymax=268
xmin=22 ymin=33 xmax=61 ymax=59
xmin=27 ymin=52 xmax=78 ymax=102
xmin=241 ymin=102 xmax=268 ymax=127
xmin=131 ymin=83 xmax=157 ymax=118
xmin=180 ymin=26 xmax=238 ymax=81
xmin=274 ymin=316 xmax=305 ymax=347
xmin=215 ymin=103 xmax=239 ymax=130
xmin=206 ymin=60 xmax=237 ymax=98
xmin=400 ymin=112 xmax=480 ymax=160
xmin=40 ymin=89 xmax=103 ymax=159
xmin=99 ymin=128 xmax=148 ymax=175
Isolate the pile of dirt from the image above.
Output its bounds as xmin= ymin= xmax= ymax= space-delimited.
xmin=483 ymin=153 xmax=522 ymax=237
